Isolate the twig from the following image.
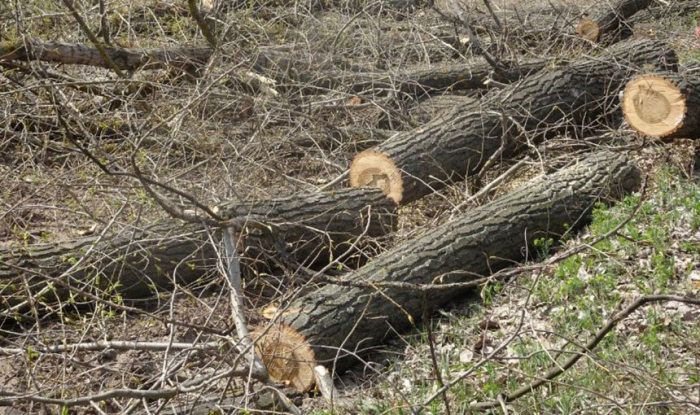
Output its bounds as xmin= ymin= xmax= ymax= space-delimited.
xmin=423 ymin=293 xmax=453 ymax=415
xmin=313 ymin=366 xmax=339 ymax=404
xmin=222 ymin=227 xmax=269 ymax=379
xmin=448 ymin=0 xmax=507 ymax=73
xmin=318 ymin=170 xmax=349 ymax=191
xmin=187 ymin=0 xmax=218 ymax=48
xmin=0 ymin=340 xmax=221 ymax=356
xmin=470 ymin=295 xmax=700 ymax=410
xmin=481 ymin=0 xmax=502 ymax=30
xmin=453 ymin=156 xmax=531 ymax=213
xmin=98 ymin=0 xmax=111 ymax=46
xmin=61 ymin=0 xmax=124 ymax=78
xmin=222 ymin=229 xmax=302 ymax=415
xmin=418 ymin=309 xmax=528 ymax=413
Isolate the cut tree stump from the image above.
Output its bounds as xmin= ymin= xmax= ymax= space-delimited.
xmin=576 ymin=0 xmax=652 ymax=42
xmin=621 ymin=72 xmax=700 ymax=139
xmin=259 ymin=150 xmax=640 ymax=391
xmin=349 ymin=38 xmax=676 ymax=205
xmin=0 ymin=188 xmax=395 ymax=310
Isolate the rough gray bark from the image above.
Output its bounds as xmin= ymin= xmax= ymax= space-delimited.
xmin=281 ymin=151 xmax=640 ymax=374
xmin=0 ymin=188 xmax=395 ymax=308
xmin=351 ymin=38 xmax=676 ymax=205
xmin=289 ymin=58 xmax=551 ymax=95
xmin=409 ymin=94 xmax=479 ymax=123
xmin=578 ymin=0 xmax=652 ymax=42
xmin=293 ymin=127 xmax=396 ymax=151
xmin=0 ymin=39 xmax=212 ymax=71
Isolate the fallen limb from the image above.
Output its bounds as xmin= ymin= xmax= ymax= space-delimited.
xmin=0 ymin=39 xmax=212 ymax=71
xmin=258 ymin=151 xmax=640 ymax=389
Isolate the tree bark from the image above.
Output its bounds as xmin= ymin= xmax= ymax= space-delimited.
xmin=265 ymin=151 xmax=640 ymax=384
xmin=0 ymin=188 xmax=395 ymax=308
xmin=290 ymin=58 xmax=551 ymax=95
xmin=629 ymin=0 xmax=700 ymax=24
xmin=0 ymin=39 xmax=212 ymax=71
xmin=409 ymin=94 xmax=479 ymax=123
xmin=621 ymin=72 xmax=700 ymax=139
xmin=349 ymin=38 xmax=676 ymax=205
xmin=577 ymin=0 xmax=652 ymax=42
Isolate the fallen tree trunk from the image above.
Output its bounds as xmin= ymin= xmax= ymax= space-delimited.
xmin=291 ymin=58 xmax=551 ymax=95
xmin=0 ymin=39 xmax=212 ymax=71
xmin=576 ymin=0 xmax=652 ymax=42
xmin=349 ymin=38 xmax=676 ymax=205
xmin=257 ymin=151 xmax=640 ymax=391
xmin=0 ymin=188 xmax=395 ymax=309
xmin=621 ymin=72 xmax=700 ymax=139
xmin=409 ymin=94 xmax=479 ymax=124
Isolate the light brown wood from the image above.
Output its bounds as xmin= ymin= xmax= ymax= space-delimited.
xmin=622 ymin=75 xmax=686 ymax=138
xmin=576 ymin=18 xmax=600 ymax=41
xmin=621 ymin=72 xmax=700 ymax=140
xmin=253 ymin=324 xmax=316 ymax=392
xmin=349 ymin=150 xmax=403 ymax=204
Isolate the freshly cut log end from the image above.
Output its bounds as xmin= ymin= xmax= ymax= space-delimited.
xmin=350 ymin=150 xmax=403 ymax=205
xmin=577 ymin=18 xmax=600 ymax=41
xmin=622 ymin=75 xmax=686 ymax=138
xmin=253 ymin=324 xmax=316 ymax=392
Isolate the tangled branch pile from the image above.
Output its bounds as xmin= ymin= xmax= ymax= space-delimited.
xmin=1 ymin=0 xmax=699 ymax=413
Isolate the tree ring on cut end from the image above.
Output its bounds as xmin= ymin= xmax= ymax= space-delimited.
xmin=350 ymin=150 xmax=403 ymax=205
xmin=253 ymin=324 xmax=316 ymax=392
xmin=576 ymin=18 xmax=600 ymax=41
xmin=622 ymin=75 xmax=686 ymax=138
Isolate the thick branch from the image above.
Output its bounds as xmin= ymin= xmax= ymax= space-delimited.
xmin=0 ymin=39 xmax=212 ymax=71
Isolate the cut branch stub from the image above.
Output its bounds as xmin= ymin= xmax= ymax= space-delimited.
xmin=350 ymin=150 xmax=403 ymax=205
xmin=253 ymin=324 xmax=316 ymax=392
xmin=622 ymin=72 xmax=700 ymax=139
xmin=576 ymin=18 xmax=600 ymax=41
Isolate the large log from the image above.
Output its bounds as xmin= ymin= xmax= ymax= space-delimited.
xmin=0 ymin=188 xmax=395 ymax=308
xmin=576 ymin=0 xmax=652 ymax=42
xmin=621 ymin=72 xmax=700 ymax=139
xmin=259 ymin=151 xmax=640 ymax=391
xmin=349 ymin=38 xmax=676 ymax=205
